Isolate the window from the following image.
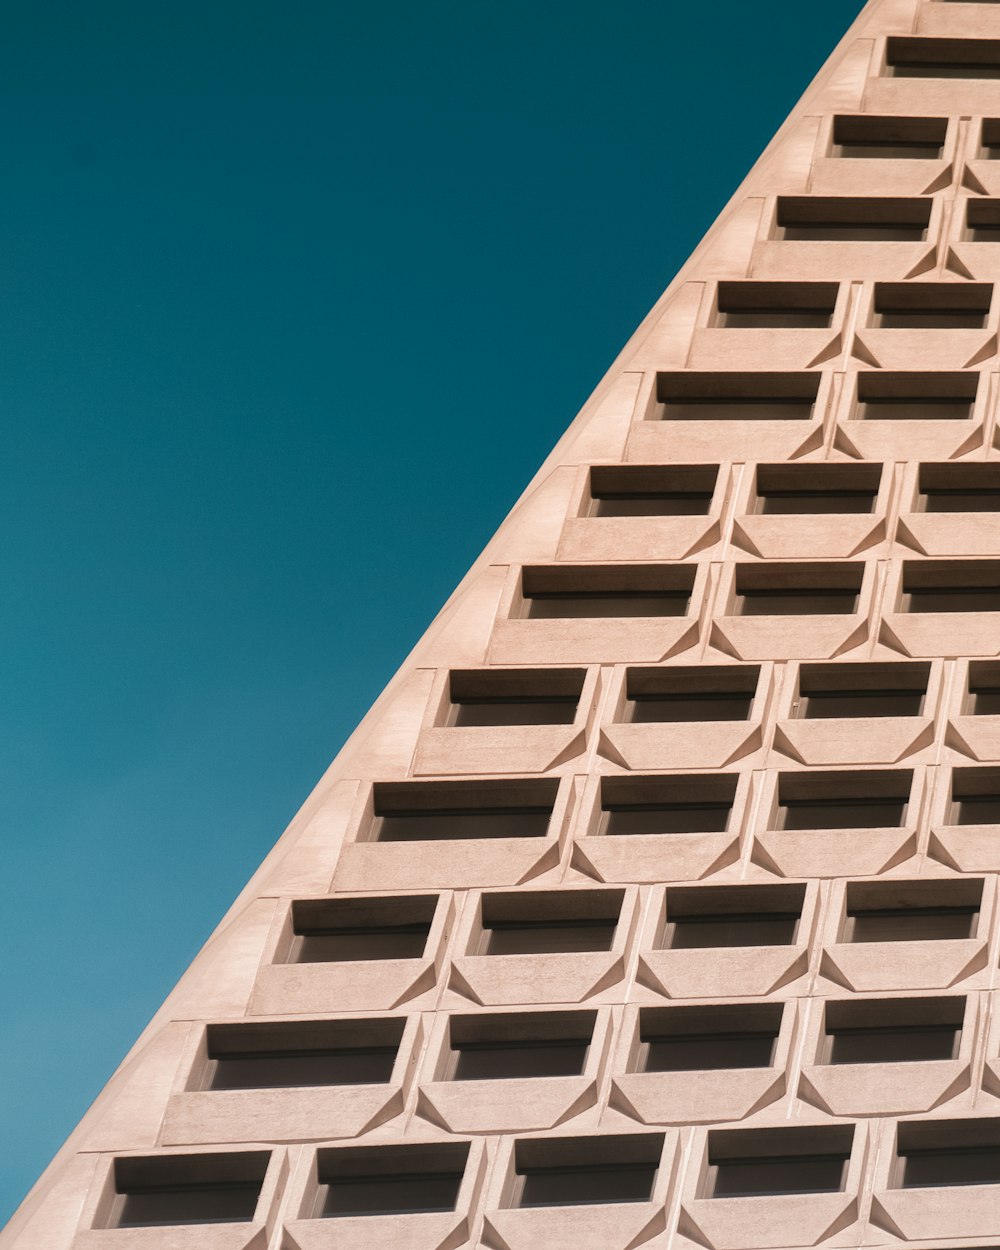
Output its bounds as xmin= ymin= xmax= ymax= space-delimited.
xmin=776 ymin=196 xmax=930 ymax=241
xmin=445 ymin=668 xmax=585 ymax=727
xmin=285 ymin=895 xmax=436 ymax=964
xmin=587 ymin=464 xmax=718 ymax=517
xmin=967 ymin=200 xmax=1000 ymax=241
xmin=656 ymin=371 xmax=819 ymax=421
xmin=623 ymin=664 xmax=759 ymax=723
xmin=874 ymin=283 xmax=992 ymax=329
xmin=893 ymin=1120 xmax=1000 ymax=1188
xmin=901 ymin=560 xmax=1000 ymax=613
xmin=716 ymin=281 xmax=838 ymax=328
xmin=106 ymin=1152 xmax=269 ymax=1228
xmin=842 ymin=879 xmax=983 ymax=943
xmin=703 ymin=1126 xmax=853 ymax=1198
xmin=201 ymin=1019 xmax=404 ymax=1090
xmin=661 ymin=883 xmax=806 ymax=950
xmin=919 ymin=464 xmax=1000 ymax=512
xmin=371 ymin=779 xmax=557 ymax=842
xmin=949 ymin=766 xmax=1000 ymax=824
xmin=313 ymin=1142 xmax=468 ymax=1217
xmin=754 ymin=463 xmax=881 ymax=515
xmin=477 ymin=889 xmax=623 ymax=955
xmin=634 ymin=1003 xmax=783 ymax=1072
xmin=820 ymin=996 xmax=963 ymax=1065
xmin=521 ymin=564 xmax=695 ymax=619
xmin=510 ymin=1134 xmax=662 ymax=1208
xmin=774 ymin=770 xmax=911 ymax=830
xmin=967 ymin=660 xmax=1000 ymax=714
xmin=600 ymin=774 xmax=738 ymax=836
xmin=981 ymin=118 xmax=1000 ymax=158
xmin=733 ymin=562 xmax=863 ymax=616
xmin=443 ymin=1010 xmax=595 ymax=1080
xmin=832 ymin=114 xmax=947 ymax=159
xmin=855 ymin=372 xmax=977 ymax=421
xmin=886 ymin=36 xmax=1000 ymax=78
xmin=793 ymin=662 xmax=929 ymax=719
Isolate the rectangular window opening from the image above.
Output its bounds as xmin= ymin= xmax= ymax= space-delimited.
xmin=511 ymin=1134 xmax=662 ymax=1208
xmin=821 ymin=996 xmax=964 ymax=1065
xmin=656 ymin=371 xmax=819 ymax=422
xmin=716 ymin=281 xmax=837 ymax=328
xmin=287 ymin=895 xmax=437 ymax=964
xmin=521 ymin=564 xmax=695 ymax=619
xmin=775 ymin=770 xmax=911 ymax=831
xmin=661 ymin=883 xmax=806 ymax=951
xmin=968 ymin=200 xmax=1000 ymax=241
xmin=754 ymin=463 xmax=882 ymax=515
xmin=479 ymin=888 xmax=624 ymax=956
xmin=203 ymin=1019 xmax=404 ymax=1090
xmin=895 ymin=1119 xmax=1000 ymax=1189
xmin=855 ymin=372 xmax=977 ymax=421
xmin=588 ymin=464 xmax=718 ymax=517
xmin=795 ymin=662 xmax=929 ymax=719
xmin=636 ymin=1003 xmax=783 ymax=1072
xmin=886 ymin=36 xmax=1000 ymax=79
xmin=600 ymin=774 xmax=738 ymax=836
xmin=949 ymin=766 xmax=1000 ymax=824
xmin=109 ymin=1152 xmax=270 ymax=1229
xmin=624 ymin=664 xmax=759 ymax=724
xmin=445 ymin=1010 xmax=596 ymax=1080
xmin=446 ymin=668 xmax=585 ymax=727
xmin=734 ymin=563 xmax=863 ymax=616
xmin=875 ymin=283 xmax=991 ymax=329
xmin=315 ymin=1143 xmax=468 ymax=1218
xmin=902 ymin=560 xmax=1000 ymax=613
xmin=776 ymin=196 xmax=931 ymax=242
xmin=968 ymin=660 xmax=1000 ymax=714
xmin=832 ymin=114 xmax=947 ymax=159
xmin=919 ymin=463 xmax=1000 ymax=512
xmin=842 ymin=878 xmax=983 ymax=943
xmin=705 ymin=1127 xmax=853 ymax=1198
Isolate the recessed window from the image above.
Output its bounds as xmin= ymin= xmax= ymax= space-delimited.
xmin=901 ymin=560 xmax=1000 ymax=613
xmin=704 ymin=1126 xmax=853 ymax=1198
xmin=919 ymin=464 xmax=1000 ymax=512
xmin=893 ymin=1119 xmax=1000 ymax=1188
xmin=478 ymin=888 xmax=623 ymax=955
xmin=794 ymin=662 xmax=929 ymax=719
xmin=874 ymin=283 xmax=991 ymax=329
xmin=716 ymin=281 xmax=838 ymax=328
xmin=886 ymin=35 xmax=1000 ymax=78
xmin=820 ymin=996 xmax=964 ymax=1065
xmin=949 ymin=766 xmax=1000 ymax=824
xmin=623 ymin=664 xmax=759 ymax=724
xmin=521 ymin=564 xmax=695 ymax=619
xmin=656 ymin=371 xmax=819 ymax=421
xmin=776 ymin=196 xmax=931 ymax=242
xmin=106 ymin=1152 xmax=269 ymax=1228
xmin=313 ymin=1142 xmax=468 ymax=1218
xmin=842 ymin=878 xmax=983 ymax=943
xmin=286 ymin=895 xmax=436 ymax=964
xmin=371 ymin=779 xmax=557 ymax=842
xmin=660 ymin=883 xmax=805 ymax=950
xmin=443 ymin=1010 xmax=595 ymax=1080
xmin=968 ymin=200 xmax=1000 ymax=241
xmin=832 ymin=114 xmax=947 ymax=159
xmin=600 ymin=774 xmax=737 ymax=837
xmin=855 ymin=372 xmax=977 ymax=421
xmin=774 ymin=769 xmax=911 ymax=831
xmin=754 ymin=463 xmax=881 ymax=515
xmin=588 ymin=464 xmax=718 ymax=517
xmin=967 ymin=660 xmax=1000 ymax=714
xmin=981 ymin=118 xmax=1000 ymax=158
xmin=445 ymin=668 xmax=585 ymax=727
xmin=634 ymin=1003 xmax=783 ymax=1072
xmin=733 ymin=562 xmax=863 ymax=616
xmin=510 ymin=1134 xmax=662 ymax=1208
xmin=201 ymin=1019 xmax=403 ymax=1090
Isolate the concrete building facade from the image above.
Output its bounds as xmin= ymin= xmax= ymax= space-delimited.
xmin=10 ymin=0 xmax=1000 ymax=1245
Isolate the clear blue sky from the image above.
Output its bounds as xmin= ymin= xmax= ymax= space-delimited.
xmin=0 ymin=0 xmax=862 ymax=1223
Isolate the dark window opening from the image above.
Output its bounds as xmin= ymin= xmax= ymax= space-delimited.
xmin=624 ymin=664 xmax=759 ymax=724
xmin=511 ymin=1134 xmax=662 ymax=1208
xmin=774 ymin=770 xmax=911 ymax=830
xmin=833 ymin=114 xmax=947 ymax=159
xmin=886 ymin=36 xmax=1000 ymax=79
xmin=661 ymin=883 xmax=805 ymax=950
xmin=855 ymin=372 xmax=977 ymax=422
xmin=601 ymin=774 xmax=738 ymax=837
xmin=522 ymin=564 xmax=694 ymax=619
xmin=109 ymin=1152 xmax=269 ymax=1229
xmin=479 ymin=889 xmax=623 ymax=956
xmin=445 ymin=1010 xmax=595 ymax=1080
xmin=716 ymin=281 xmax=838 ymax=328
xmin=795 ymin=662 xmax=929 ymax=719
xmin=656 ymin=371 xmax=819 ymax=422
xmin=287 ymin=895 xmax=436 ymax=964
xmin=203 ymin=1019 xmax=403 ymax=1090
xmin=636 ymin=1003 xmax=783 ymax=1072
xmin=949 ymin=767 xmax=1000 ymax=824
xmin=777 ymin=196 xmax=931 ymax=242
xmin=968 ymin=200 xmax=1000 ymax=242
xmin=446 ymin=668 xmax=584 ymax=727
xmin=875 ymin=283 xmax=991 ymax=329
xmin=919 ymin=464 xmax=1000 ymax=513
xmin=754 ymin=463 xmax=882 ymax=515
xmin=705 ymin=1127 xmax=853 ymax=1198
xmin=588 ymin=464 xmax=718 ymax=517
xmin=842 ymin=879 xmax=982 ymax=943
xmin=968 ymin=660 xmax=1000 ymax=714
xmin=733 ymin=563 xmax=863 ymax=616
xmin=902 ymin=560 xmax=1000 ymax=613
xmin=895 ymin=1119 xmax=1000 ymax=1189
xmin=372 ymin=779 xmax=557 ymax=842
xmin=315 ymin=1143 xmax=468 ymax=1218
xmin=981 ymin=117 xmax=1000 ymax=159
xmin=821 ymin=996 xmax=963 ymax=1065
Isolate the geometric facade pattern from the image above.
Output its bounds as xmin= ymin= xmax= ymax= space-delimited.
xmin=18 ymin=0 xmax=1000 ymax=1247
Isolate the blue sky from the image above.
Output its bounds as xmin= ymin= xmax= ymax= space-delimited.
xmin=0 ymin=0 xmax=861 ymax=1222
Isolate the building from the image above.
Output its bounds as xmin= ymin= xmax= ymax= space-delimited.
xmin=11 ymin=0 xmax=1000 ymax=1245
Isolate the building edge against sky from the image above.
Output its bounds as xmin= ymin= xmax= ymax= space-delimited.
xmin=16 ymin=0 xmax=1000 ymax=1244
